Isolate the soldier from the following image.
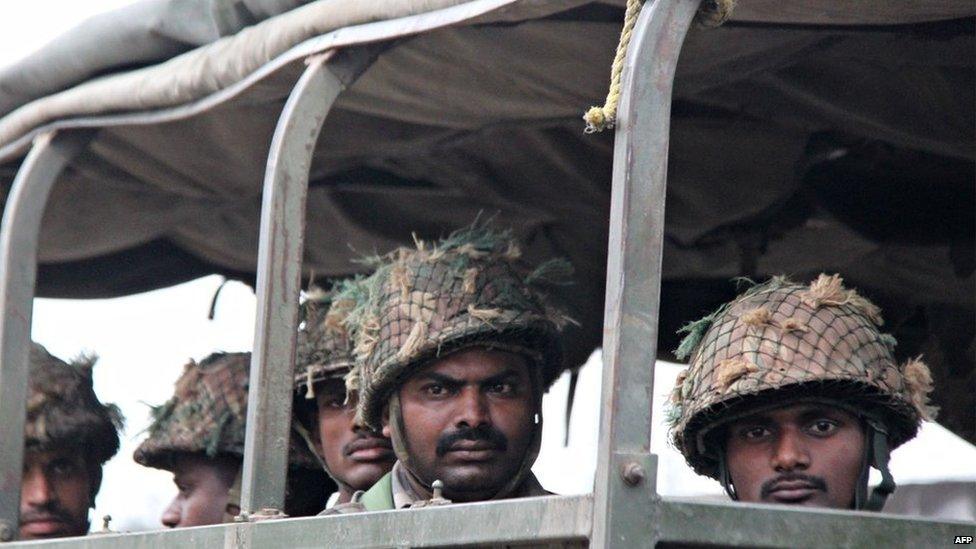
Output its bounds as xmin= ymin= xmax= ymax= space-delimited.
xmin=668 ymin=274 xmax=937 ymax=510
xmin=134 ymin=352 xmax=333 ymax=527
xmin=20 ymin=343 xmax=123 ymax=540
xmin=340 ymin=226 xmax=571 ymax=510
xmin=292 ymin=280 xmax=395 ymax=509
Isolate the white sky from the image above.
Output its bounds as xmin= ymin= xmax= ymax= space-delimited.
xmin=2 ymin=0 xmax=974 ymax=534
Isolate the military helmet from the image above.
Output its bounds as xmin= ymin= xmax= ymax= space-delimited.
xmin=134 ymin=352 xmax=319 ymax=471
xmin=26 ymin=343 xmax=123 ymax=468
xmin=352 ymin=225 xmax=572 ymax=430
xmin=293 ymin=280 xmax=359 ymax=400
xmin=668 ymin=274 xmax=936 ymax=479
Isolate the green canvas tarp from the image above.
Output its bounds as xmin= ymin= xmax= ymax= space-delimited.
xmin=0 ymin=0 xmax=972 ymax=441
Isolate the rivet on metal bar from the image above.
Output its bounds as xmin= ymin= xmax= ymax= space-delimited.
xmin=621 ymin=462 xmax=646 ymax=486
xmin=0 ymin=520 xmax=14 ymax=543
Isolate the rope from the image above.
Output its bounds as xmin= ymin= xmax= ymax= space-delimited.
xmin=582 ymin=0 xmax=736 ymax=134
xmin=696 ymin=0 xmax=737 ymax=28
xmin=583 ymin=0 xmax=644 ymax=134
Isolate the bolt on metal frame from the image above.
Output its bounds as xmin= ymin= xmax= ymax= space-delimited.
xmin=0 ymin=0 xmax=972 ymax=546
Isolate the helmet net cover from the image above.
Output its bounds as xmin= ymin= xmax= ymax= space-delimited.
xmin=26 ymin=342 xmax=123 ymax=467
xmin=293 ymin=282 xmax=358 ymax=399
xmin=134 ymin=351 xmax=320 ymax=471
xmin=668 ymin=274 xmax=937 ymax=479
xmin=352 ymin=226 xmax=572 ymax=431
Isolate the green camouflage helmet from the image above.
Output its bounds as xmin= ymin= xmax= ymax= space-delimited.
xmin=352 ymin=225 xmax=573 ymax=430
xmin=668 ymin=274 xmax=937 ymax=479
xmin=293 ymin=279 xmax=360 ymax=400
xmin=26 ymin=343 xmax=123 ymax=468
xmin=134 ymin=352 xmax=319 ymax=471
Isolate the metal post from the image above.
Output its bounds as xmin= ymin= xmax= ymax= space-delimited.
xmin=591 ymin=1 xmax=701 ymax=547
xmin=0 ymin=130 xmax=91 ymax=541
xmin=240 ymin=48 xmax=377 ymax=514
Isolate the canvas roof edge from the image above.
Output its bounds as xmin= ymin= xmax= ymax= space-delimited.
xmin=0 ymin=0 xmax=594 ymax=164
xmin=1 ymin=0 xmax=974 ymax=164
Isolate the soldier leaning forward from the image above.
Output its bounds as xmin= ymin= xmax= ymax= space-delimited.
xmin=134 ymin=352 xmax=334 ymax=527
xmin=20 ymin=343 xmax=123 ymax=540
xmin=292 ymin=279 xmax=395 ymax=510
xmin=332 ymin=225 xmax=573 ymax=512
xmin=668 ymin=274 xmax=936 ymax=511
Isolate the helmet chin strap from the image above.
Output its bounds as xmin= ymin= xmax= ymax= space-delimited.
xmin=717 ymin=451 xmax=738 ymax=501
xmin=860 ymin=419 xmax=896 ymax=512
xmin=224 ymin=469 xmax=242 ymax=523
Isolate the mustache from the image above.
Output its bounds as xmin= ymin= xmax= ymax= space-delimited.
xmin=342 ymin=432 xmax=392 ymax=456
xmin=760 ymin=472 xmax=828 ymax=498
xmin=20 ymin=503 xmax=73 ymax=525
xmin=435 ymin=424 xmax=508 ymax=457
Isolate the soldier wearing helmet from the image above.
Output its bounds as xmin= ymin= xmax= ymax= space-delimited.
xmin=339 ymin=225 xmax=572 ymax=511
xmin=20 ymin=343 xmax=123 ymax=540
xmin=292 ymin=280 xmax=395 ymax=509
xmin=134 ymin=352 xmax=333 ymax=527
xmin=668 ymin=274 xmax=937 ymax=510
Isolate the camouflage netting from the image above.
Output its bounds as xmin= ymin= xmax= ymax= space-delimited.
xmin=134 ymin=351 xmax=319 ymax=471
xmin=351 ymin=225 xmax=573 ymax=430
xmin=668 ymin=274 xmax=937 ymax=479
xmin=293 ymin=278 xmax=360 ymax=400
xmin=26 ymin=342 xmax=123 ymax=467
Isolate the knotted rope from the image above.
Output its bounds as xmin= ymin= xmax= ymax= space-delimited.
xmin=583 ymin=0 xmax=736 ymax=134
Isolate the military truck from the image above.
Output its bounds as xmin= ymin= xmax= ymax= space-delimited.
xmin=0 ymin=0 xmax=972 ymax=545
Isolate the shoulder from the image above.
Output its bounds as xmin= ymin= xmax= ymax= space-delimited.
xmin=359 ymin=472 xmax=395 ymax=511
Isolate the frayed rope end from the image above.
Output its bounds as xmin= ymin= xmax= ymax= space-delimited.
xmin=583 ymin=106 xmax=613 ymax=134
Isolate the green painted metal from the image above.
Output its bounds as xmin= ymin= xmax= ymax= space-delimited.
xmin=6 ymin=497 xmax=969 ymax=548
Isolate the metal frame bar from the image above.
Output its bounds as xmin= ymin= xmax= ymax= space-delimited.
xmin=241 ymin=47 xmax=378 ymax=513
xmin=590 ymin=0 xmax=702 ymax=547
xmin=7 ymin=496 xmax=968 ymax=548
xmin=0 ymin=130 xmax=91 ymax=541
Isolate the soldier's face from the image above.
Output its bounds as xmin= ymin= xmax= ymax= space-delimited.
xmin=19 ymin=449 xmax=92 ymax=539
xmin=393 ymin=347 xmax=536 ymax=502
xmin=724 ymin=403 xmax=865 ymax=509
xmin=161 ymin=454 xmax=239 ymax=528
xmin=315 ymin=380 xmax=394 ymax=497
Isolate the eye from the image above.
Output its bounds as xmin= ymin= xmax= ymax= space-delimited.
xmin=424 ymin=383 xmax=446 ymax=397
xmin=741 ymin=426 xmax=771 ymax=440
xmin=50 ymin=460 xmax=76 ymax=477
xmin=488 ymin=381 xmax=515 ymax=395
xmin=807 ymin=419 xmax=839 ymax=436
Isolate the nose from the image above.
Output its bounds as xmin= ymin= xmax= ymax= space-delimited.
xmin=454 ymin=386 xmax=490 ymax=428
xmin=770 ymin=429 xmax=810 ymax=472
xmin=353 ymin=422 xmax=381 ymax=437
xmin=21 ymin=467 xmax=53 ymax=507
xmin=161 ymin=497 xmax=181 ymax=528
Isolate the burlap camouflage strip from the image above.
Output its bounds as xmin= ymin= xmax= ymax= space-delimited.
xmin=26 ymin=342 xmax=123 ymax=467
xmin=134 ymin=351 xmax=320 ymax=471
xmin=349 ymin=224 xmax=575 ymax=431
xmin=668 ymin=274 xmax=936 ymax=479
